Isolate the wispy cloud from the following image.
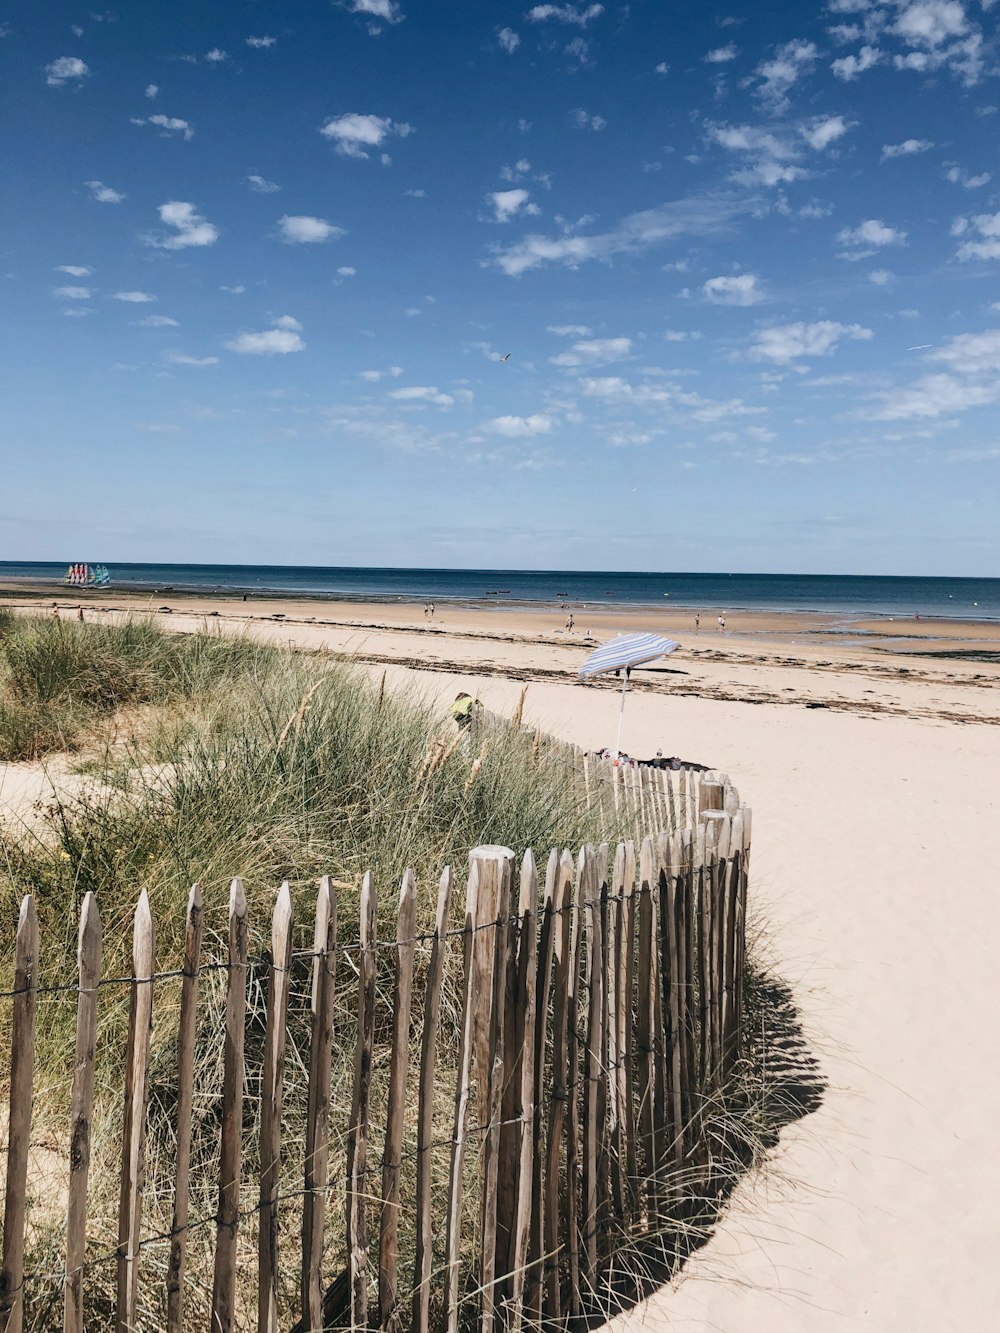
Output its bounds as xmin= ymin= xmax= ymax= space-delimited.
xmin=832 ymin=45 xmax=880 ymax=80
xmin=226 ymin=315 xmax=305 ymax=355
xmin=56 ymin=265 xmax=92 ymax=277
xmin=871 ymin=329 xmax=1000 ymax=419
xmin=247 ymin=173 xmax=280 ymax=193
xmin=85 ymin=180 xmax=125 ymax=204
xmin=54 ymin=285 xmax=91 ymax=300
xmin=347 ymin=0 xmax=404 ymax=27
xmin=569 ymin=108 xmax=607 ymax=131
xmin=320 ymin=113 xmax=414 ymax=159
xmin=836 ymin=217 xmax=907 ymax=259
xmin=703 ymin=273 xmax=764 ymax=305
xmin=132 ymin=114 xmax=194 ymax=140
xmin=749 ymin=320 xmax=873 ymax=362
xmin=752 ymin=39 xmax=818 ymax=109
xmin=246 ymin=36 xmax=277 ymax=48
xmin=144 ymin=201 xmax=219 ymax=250
xmin=166 ymin=352 xmax=219 ymax=366
xmin=484 ymin=414 xmax=554 ymax=436
xmin=113 ymin=291 xmax=155 ymax=303
xmin=135 ymin=314 xmax=179 ymax=327
xmin=704 ymin=44 xmax=738 ymax=63
xmin=145 ymin=83 xmax=158 ymax=98
xmin=953 ymin=210 xmax=1000 ymax=260
xmin=491 ymin=192 xmax=756 ymax=276
xmin=550 ymin=336 xmax=631 ymax=366
xmin=45 ymin=56 xmax=89 ymax=87
xmin=488 ymin=189 xmax=540 ymax=223
xmin=498 ymin=27 xmax=520 ymax=53
xmin=278 ymin=215 xmax=345 ymax=243
xmin=527 ymin=5 xmax=604 ymax=27
xmin=388 ymin=385 xmax=456 ymax=408
xmin=881 ymin=137 xmax=933 ymax=160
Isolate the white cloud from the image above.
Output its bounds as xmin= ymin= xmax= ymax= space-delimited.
xmin=548 ymin=324 xmax=592 ymax=336
xmin=278 ymin=214 xmax=344 ymax=244
xmin=836 ymin=217 xmax=908 ymax=257
xmin=955 ymin=211 xmax=1000 ymax=260
xmin=320 ymin=113 xmax=413 ymax=158
xmin=388 ymin=385 xmax=455 ymax=407
xmin=113 ymin=291 xmax=155 ymax=303
xmin=831 ymin=44 xmax=881 ymax=79
xmin=550 ymin=336 xmax=632 ymax=366
xmin=868 ymin=268 xmax=894 ymax=285
xmin=946 ymin=165 xmax=991 ymax=188
xmin=890 ymin=1 xmax=985 ymax=84
xmin=85 ymin=180 xmax=125 ymax=203
xmin=226 ymin=316 xmax=305 ymax=355
xmin=881 ymin=137 xmax=934 ymax=159
xmin=491 ymin=191 xmax=757 ymax=276
xmin=63 ymin=308 xmax=93 ymax=318
xmin=748 ymin=320 xmax=874 ymax=362
xmin=800 ymin=115 xmax=850 ymax=150
xmin=753 ymin=39 xmax=818 ymax=108
xmin=220 ymin=285 xmax=245 ymax=294
xmin=145 ymin=83 xmax=158 ymax=98
xmin=488 ymin=188 xmax=540 ymax=223
xmin=570 ymin=108 xmax=607 ymax=131
xmin=498 ymin=27 xmax=520 ymax=53
xmin=204 ymin=48 xmax=227 ymax=63
xmin=56 ymin=265 xmax=92 ymax=277
xmin=145 ymin=201 xmax=219 ymax=250
xmin=360 ymin=365 xmax=403 ymax=381
xmin=527 ymin=4 xmax=604 ymax=26
xmin=873 ymin=329 xmax=1000 ymax=418
xmin=246 ymin=36 xmax=277 ymax=48
xmin=247 ymin=173 xmax=280 ymax=193
xmin=136 ymin=314 xmax=179 ymax=327
xmin=45 ymin=56 xmax=89 ymax=87
xmin=484 ymin=414 xmax=554 ymax=436
xmin=894 ymin=1 xmax=968 ymax=48
xmin=703 ymin=273 xmax=764 ymax=305
xmin=134 ymin=114 xmax=194 ymax=140
xmin=655 ymin=61 xmax=670 ymax=74
xmin=166 ymin=352 xmax=219 ymax=366
xmin=704 ymin=44 xmax=738 ymax=62
xmin=348 ymin=0 xmax=404 ymax=23
xmin=54 ymin=285 xmax=90 ymax=299
xmin=337 ymin=265 xmax=356 ymax=276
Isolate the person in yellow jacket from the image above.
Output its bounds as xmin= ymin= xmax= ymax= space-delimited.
xmin=449 ymin=692 xmax=481 ymax=730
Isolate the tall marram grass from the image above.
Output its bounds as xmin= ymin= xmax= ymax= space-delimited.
xmin=0 ymin=614 xmax=626 ymax=1331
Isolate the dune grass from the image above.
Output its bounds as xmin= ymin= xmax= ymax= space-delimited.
xmin=0 ymin=613 xmax=626 ymax=1330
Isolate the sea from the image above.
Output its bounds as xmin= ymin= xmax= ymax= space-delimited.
xmin=2 ymin=562 xmax=998 ymax=621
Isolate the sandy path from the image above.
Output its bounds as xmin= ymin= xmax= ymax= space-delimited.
xmin=372 ymin=665 xmax=999 ymax=1333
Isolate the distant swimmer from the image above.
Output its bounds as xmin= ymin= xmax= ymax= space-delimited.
xmin=500 ymin=352 xmax=511 ymax=362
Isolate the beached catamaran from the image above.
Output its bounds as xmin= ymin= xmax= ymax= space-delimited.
xmin=65 ymin=563 xmax=111 ymax=587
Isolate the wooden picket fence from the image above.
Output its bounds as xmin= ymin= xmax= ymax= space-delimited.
xmin=0 ymin=782 xmax=750 ymax=1333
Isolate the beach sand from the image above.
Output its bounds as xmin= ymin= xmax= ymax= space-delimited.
xmin=1 ymin=588 xmax=998 ymax=1330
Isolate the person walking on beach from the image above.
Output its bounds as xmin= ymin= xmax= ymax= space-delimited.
xmin=695 ymin=612 xmax=700 ymax=633
xmin=717 ymin=614 xmax=726 ymax=633
xmin=565 ymin=613 xmax=574 ymax=633
xmin=428 ymin=603 xmax=435 ymax=620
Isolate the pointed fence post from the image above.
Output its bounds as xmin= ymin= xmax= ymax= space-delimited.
xmin=116 ymin=890 xmax=155 ymax=1333
xmin=64 ymin=893 xmax=103 ymax=1333
xmin=302 ymin=876 xmax=337 ymax=1332
xmin=379 ymin=870 xmax=418 ymax=1333
xmin=259 ymin=883 xmax=294 ymax=1333
xmin=413 ymin=867 xmax=453 ymax=1333
xmin=0 ymin=896 xmax=39 ymax=1333
xmin=347 ymin=873 xmax=377 ymax=1330
xmin=508 ymin=850 xmax=539 ymax=1333
xmin=445 ymin=860 xmax=480 ymax=1333
xmin=211 ymin=880 xmax=249 ymax=1333
xmin=167 ymin=884 xmax=204 ymax=1333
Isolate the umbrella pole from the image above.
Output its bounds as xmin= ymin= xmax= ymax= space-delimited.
xmin=614 ymin=668 xmax=630 ymax=758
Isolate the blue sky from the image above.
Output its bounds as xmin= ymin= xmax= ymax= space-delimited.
xmin=3 ymin=0 xmax=1000 ymax=575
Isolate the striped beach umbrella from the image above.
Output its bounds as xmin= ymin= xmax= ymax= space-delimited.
xmin=578 ymin=631 xmax=681 ymax=758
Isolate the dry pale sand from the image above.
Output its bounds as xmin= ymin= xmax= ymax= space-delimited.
xmin=2 ymin=593 xmax=998 ymax=1330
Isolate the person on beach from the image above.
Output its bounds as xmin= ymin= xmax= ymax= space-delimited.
xmin=77 ymin=605 xmax=84 ymax=622
xmin=51 ymin=602 xmax=59 ymax=619
xmin=695 ymin=612 xmax=700 ymax=632
xmin=718 ymin=614 xmax=726 ymax=633
xmin=449 ymin=692 xmax=481 ymax=730
xmin=565 ymin=613 xmax=574 ymax=632
xmin=429 ymin=603 xmax=435 ymax=619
